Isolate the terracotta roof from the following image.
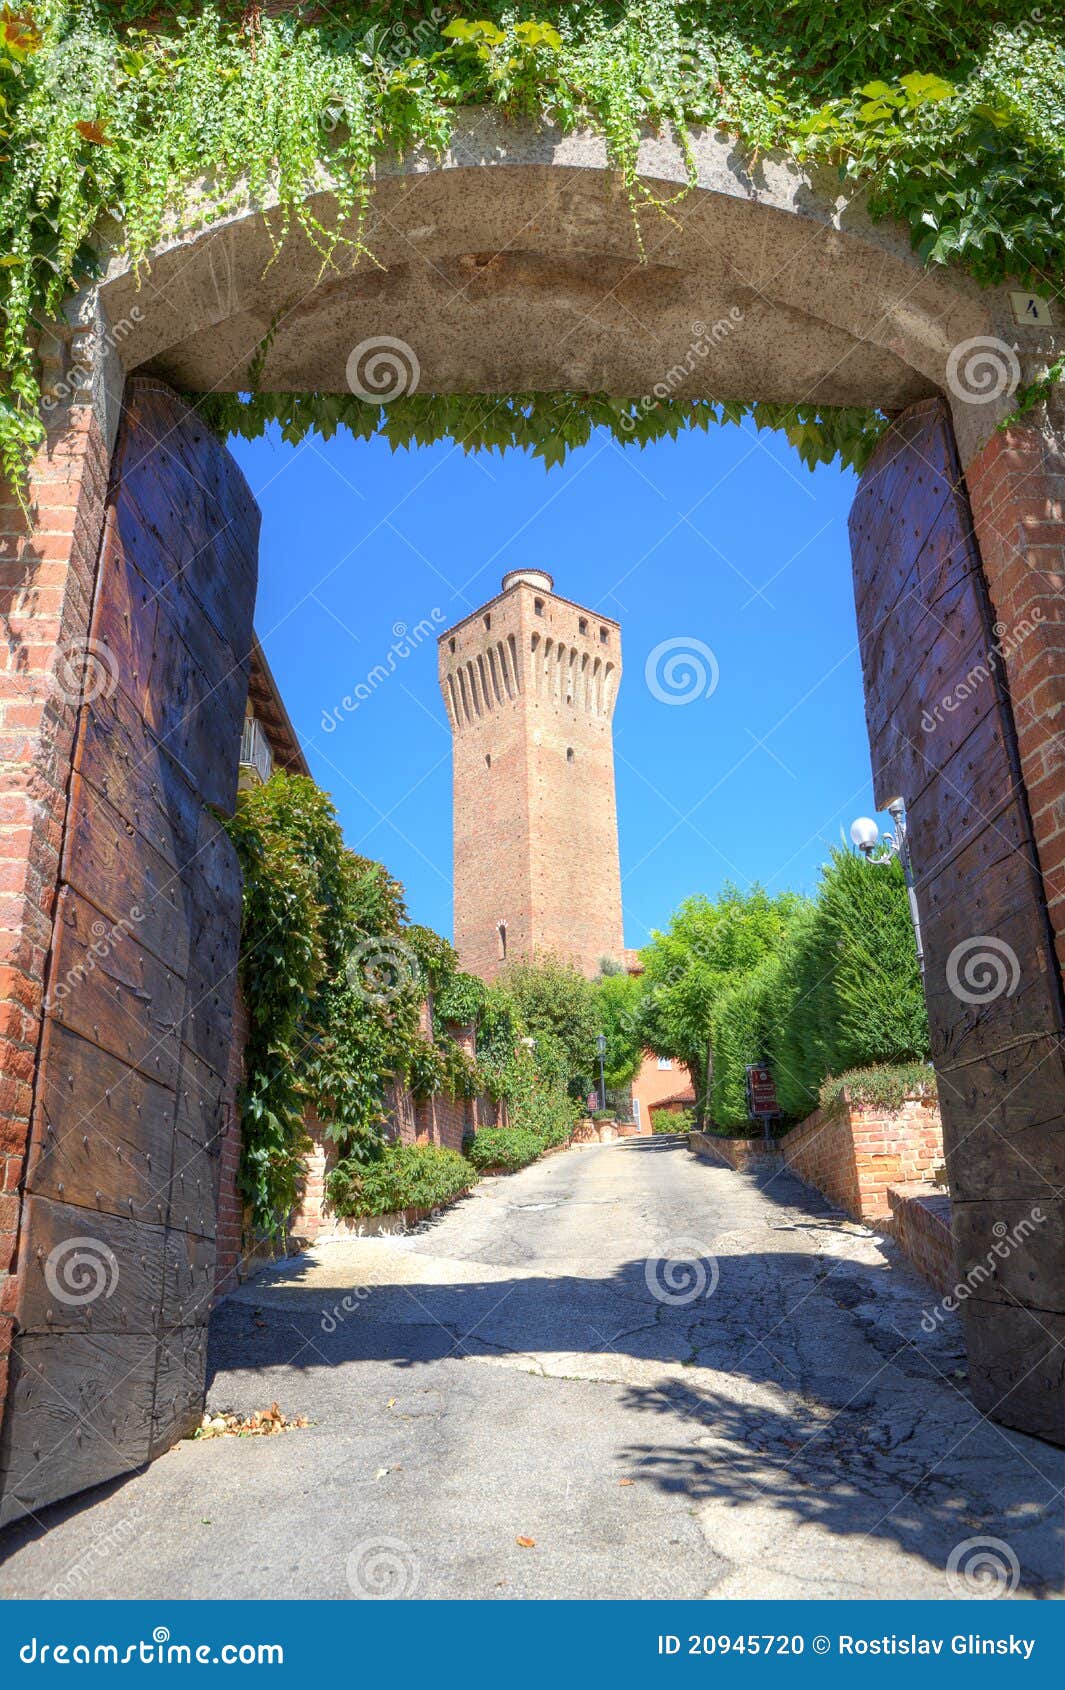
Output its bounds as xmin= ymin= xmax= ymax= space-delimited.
xmin=247 ymin=637 xmax=309 ymax=777
xmin=651 ymin=1085 xmax=697 ymax=1108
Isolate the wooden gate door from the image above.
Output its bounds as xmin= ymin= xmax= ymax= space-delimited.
xmin=850 ymin=397 xmax=1065 ymax=1441
xmin=0 ymin=379 xmax=258 ymax=1522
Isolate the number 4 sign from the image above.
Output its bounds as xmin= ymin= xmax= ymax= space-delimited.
xmin=1010 ymin=292 xmax=1053 ymax=327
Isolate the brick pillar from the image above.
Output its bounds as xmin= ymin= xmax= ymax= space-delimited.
xmin=960 ymin=395 xmax=1065 ymax=979
xmin=0 ymin=403 xmax=111 ymax=1433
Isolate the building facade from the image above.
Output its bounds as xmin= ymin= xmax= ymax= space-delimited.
xmin=440 ymin=570 xmax=625 ymax=980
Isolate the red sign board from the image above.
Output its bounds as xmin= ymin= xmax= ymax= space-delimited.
xmin=746 ymin=1064 xmax=778 ymax=1118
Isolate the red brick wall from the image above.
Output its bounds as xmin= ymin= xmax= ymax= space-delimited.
xmin=780 ymin=1094 xmax=943 ymax=1222
xmin=688 ymin=1130 xmax=776 ymax=1172
xmin=888 ymin=1184 xmax=956 ymax=1295
xmin=0 ymin=403 xmax=111 ymax=1435
xmin=962 ymin=400 xmax=1065 ymax=979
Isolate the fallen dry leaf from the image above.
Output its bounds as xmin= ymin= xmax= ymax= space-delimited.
xmin=516 ymin=1536 xmax=536 ymax=1549
xmin=618 ymin=1478 xmax=635 ymax=1486
xmin=192 ymin=1403 xmax=308 ymax=1440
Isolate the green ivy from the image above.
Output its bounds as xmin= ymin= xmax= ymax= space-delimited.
xmin=3 ymin=3 xmax=1064 ymax=492
xmin=819 ymin=1061 xmax=938 ymax=1115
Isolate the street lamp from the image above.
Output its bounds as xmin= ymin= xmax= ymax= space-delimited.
xmin=850 ymin=797 xmax=925 ymax=974
xmin=596 ymin=1032 xmax=607 ymax=1112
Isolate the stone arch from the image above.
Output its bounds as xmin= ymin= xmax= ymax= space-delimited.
xmin=2 ymin=123 xmax=1064 ymax=1522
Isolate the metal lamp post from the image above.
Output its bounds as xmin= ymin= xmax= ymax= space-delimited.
xmin=850 ymin=797 xmax=925 ymax=975
xmin=596 ymin=1032 xmax=607 ymax=1112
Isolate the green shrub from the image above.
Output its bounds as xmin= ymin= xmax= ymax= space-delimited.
xmin=327 ymin=1143 xmax=475 ymax=1218
xmin=653 ymin=1108 xmax=694 ymax=1135
xmin=465 ymin=1127 xmax=545 ymax=1172
xmin=820 ymin=1061 xmax=937 ymax=1115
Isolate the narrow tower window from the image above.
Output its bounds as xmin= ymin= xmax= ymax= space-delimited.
xmin=599 ymin=625 xmax=609 ymax=643
xmin=566 ymin=747 xmax=575 ymax=764
xmin=497 ymin=920 xmax=508 ymax=961
xmin=534 ymin=598 xmax=545 ymax=616
xmin=485 ymin=753 xmax=492 ymax=768
xmin=578 ymin=617 xmax=588 ymax=635
xmin=449 ymin=637 xmax=456 ymax=654
xmin=483 ymin=613 xmax=491 ymax=630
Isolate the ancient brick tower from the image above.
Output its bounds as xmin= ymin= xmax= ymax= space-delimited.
xmin=440 ymin=569 xmax=625 ymax=981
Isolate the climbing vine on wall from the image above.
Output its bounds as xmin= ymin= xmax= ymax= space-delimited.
xmin=2 ymin=2 xmax=1064 ymax=489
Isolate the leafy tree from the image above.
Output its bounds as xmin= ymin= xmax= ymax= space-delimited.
xmin=498 ymin=954 xmax=601 ymax=1096
xmin=638 ymin=886 xmax=805 ymax=1124
xmin=594 ymin=968 xmax=645 ymax=1089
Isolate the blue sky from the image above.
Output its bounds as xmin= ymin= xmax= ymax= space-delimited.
xmin=229 ymin=418 xmax=890 ymax=950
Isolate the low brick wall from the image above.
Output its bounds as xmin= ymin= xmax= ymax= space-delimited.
xmin=780 ymin=1093 xmax=943 ymax=1223
xmin=887 ymin=1183 xmax=956 ymax=1295
xmin=689 ymin=1130 xmax=779 ymax=1172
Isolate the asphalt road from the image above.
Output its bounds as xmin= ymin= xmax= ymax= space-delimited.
xmin=1 ymin=1137 xmax=1061 ymax=1599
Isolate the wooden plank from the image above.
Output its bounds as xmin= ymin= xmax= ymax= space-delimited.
xmin=16 ymin=1195 xmax=167 ymax=1337
xmin=168 ymin=1131 xmax=219 ymax=1240
xmin=0 ymin=1334 xmax=155 ymax=1526
xmin=934 ymin=1033 xmax=1065 ymax=1202
xmin=179 ymin=811 xmax=243 ymax=1078
xmin=963 ymin=1299 xmax=1065 ymax=1443
xmin=48 ymin=886 xmax=182 ymax=1090
xmin=950 ymin=1196 xmax=1065 ymax=1315
xmin=174 ymin=1042 xmax=227 ymax=1152
xmin=26 ymin=1020 xmax=176 ymax=1228
xmin=76 ymin=683 xmax=202 ymax=873
xmin=62 ymin=776 xmax=192 ymax=976
xmin=149 ymin=1327 xmax=208 ymax=1460
xmin=161 ymin=1230 xmax=217 ymax=1329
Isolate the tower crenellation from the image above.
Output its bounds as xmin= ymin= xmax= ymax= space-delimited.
xmin=440 ymin=571 xmax=624 ymax=981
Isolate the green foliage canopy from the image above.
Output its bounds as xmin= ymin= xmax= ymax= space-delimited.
xmin=4 ymin=3 xmax=1064 ymax=490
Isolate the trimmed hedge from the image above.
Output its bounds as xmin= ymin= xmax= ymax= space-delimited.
xmin=464 ymin=1126 xmax=546 ymax=1172
xmin=327 ymin=1143 xmax=475 ymax=1218
xmin=709 ymin=849 xmax=929 ymax=1128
